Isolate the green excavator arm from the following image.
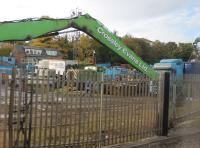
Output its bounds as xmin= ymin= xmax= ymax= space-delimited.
xmin=0 ymin=14 xmax=159 ymax=79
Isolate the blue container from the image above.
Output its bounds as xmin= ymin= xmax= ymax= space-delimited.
xmin=184 ymin=62 xmax=200 ymax=74
xmin=184 ymin=63 xmax=192 ymax=74
xmin=97 ymin=63 xmax=111 ymax=68
xmin=0 ymin=56 xmax=16 ymax=65
xmin=0 ymin=65 xmax=13 ymax=75
xmin=191 ymin=63 xmax=200 ymax=74
xmin=104 ymin=66 xmax=128 ymax=80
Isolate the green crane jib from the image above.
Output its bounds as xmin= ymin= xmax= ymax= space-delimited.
xmin=0 ymin=14 xmax=159 ymax=79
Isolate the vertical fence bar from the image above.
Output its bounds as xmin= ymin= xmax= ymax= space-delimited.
xmin=147 ymin=80 xmax=151 ymax=137
xmin=136 ymin=80 xmax=141 ymax=140
xmin=28 ymin=71 xmax=34 ymax=148
xmin=59 ymin=72 xmax=65 ymax=146
xmin=53 ymin=74 xmax=59 ymax=146
xmin=144 ymin=80 xmax=148 ymax=138
xmin=157 ymin=75 xmax=163 ymax=135
xmin=23 ymin=71 xmax=29 ymax=148
xmin=33 ymin=70 xmax=39 ymax=146
xmin=43 ymin=71 xmax=49 ymax=147
xmin=127 ymin=83 xmax=131 ymax=141
xmin=63 ymin=72 xmax=69 ymax=145
xmin=162 ymin=72 xmax=170 ymax=136
xmin=108 ymin=81 xmax=112 ymax=145
xmin=130 ymin=82 xmax=135 ymax=141
xmin=77 ymin=77 xmax=82 ymax=147
xmin=115 ymin=82 xmax=120 ymax=144
xmin=85 ymin=80 xmax=91 ymax=147
xmin=122 ymin=84 xmax=126 ymax=143
xmin=104 ymin=82 xmax=108 ymax=146
xmin=48 ymin=71 xmax=55 ymax=146
xmin=72 ymin=80 xmax=79 ymax=147
xmin=38 ymin=70 xmax=44 ymax=146
xmin=140 ymin=81 xmax=145 ymax=139
xmin=98 ymin=73 xmax=104 ymax=148
xmin=172 ymin=82 xmax=176 ymax=125
xmin=2 ymin=73 xmax=8 ymax=148
xmin=68 ymin=79 xmax=73 ymax=146
xmin=8 ymin=68 xmax=16 ymax=148
xmin=143 ymin=81 xmax=147 ymax=138
xmin=0 ymin=73 xmax=2 ymax=147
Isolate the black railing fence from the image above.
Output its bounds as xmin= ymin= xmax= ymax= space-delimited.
xmin=0 ymin=70 xmax=167 ymax=148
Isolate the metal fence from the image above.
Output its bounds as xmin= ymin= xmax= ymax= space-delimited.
xmin=0 ymin=70 xmax=164 ymax=148
xmin=171 ymin=74 xmax=200 ymax=126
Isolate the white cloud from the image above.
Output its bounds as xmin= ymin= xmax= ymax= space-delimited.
xmin=0 ymin=0 xmax=200 ymax=42
xmin=118 ymin=7 xmax=200 ymax=43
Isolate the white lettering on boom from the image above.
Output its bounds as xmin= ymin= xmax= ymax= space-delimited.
xmin=97 ymin=27 xmax=148 ymax=72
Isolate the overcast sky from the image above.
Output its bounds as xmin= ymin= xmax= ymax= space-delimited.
xmin=0 ymin=0 xmax=200 ymax=43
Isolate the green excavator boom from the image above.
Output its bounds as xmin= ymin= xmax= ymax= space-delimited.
xmin=0 ymin=14 xmax=159 ymax=79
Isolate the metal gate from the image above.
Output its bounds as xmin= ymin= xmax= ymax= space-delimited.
xmin=170 ymin=74 xmax=200 ymax=126
xmin=0 ymin=69 xmax=164 ymax=148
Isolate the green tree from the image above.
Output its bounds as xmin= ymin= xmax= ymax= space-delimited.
xmin=152 ymin=40 xmax=167 ymax=62
xmin=77 ymin=35 xmax=94 ymax=63
xmin=55 ymin=35 xmax=71 ymax=59
xmin=164 ymin=42 xmax=178 ymax=58
xmin=122 ymin=35 xmax=156 ymax=64
xmin=30 ymin=36 xmax=58 ymax=48
xmin=0 ymin=43 xmax=12 ymax=56
xmin=174 ymin=43 xmax=194 ymax=61
xmin=90 ymin=37 xmax=124 ymax=64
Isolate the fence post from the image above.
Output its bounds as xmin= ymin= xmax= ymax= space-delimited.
xmin=98 ymin=72 xmax=104 ymax=148
xmin=8 ymin=68 xmax=16 ymax=148
xmin=162 ymin=72 xmax=170 ymax=136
